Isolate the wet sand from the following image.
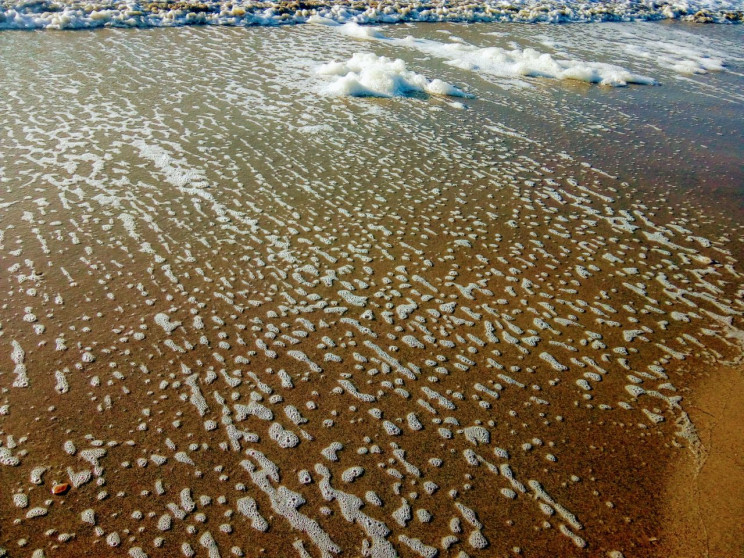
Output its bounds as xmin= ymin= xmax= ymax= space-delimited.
xmin=0 ymin=20 xmax=742 ymax=558
xmin=661 ymin=364 xmax=744 ymax=558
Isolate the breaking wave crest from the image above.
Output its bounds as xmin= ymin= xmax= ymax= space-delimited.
xmin=0 ymin=0 xmax=742 ymax=30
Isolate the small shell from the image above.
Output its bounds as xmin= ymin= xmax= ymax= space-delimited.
xmin=52 ymin=483 xmax=70 ymax=495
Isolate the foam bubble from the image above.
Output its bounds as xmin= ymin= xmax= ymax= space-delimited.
xmin=317 ymin=53 xmax=472 ymax=99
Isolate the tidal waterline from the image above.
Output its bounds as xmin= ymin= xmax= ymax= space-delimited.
xmin=0 ymin=20 xmax=742 ymax=557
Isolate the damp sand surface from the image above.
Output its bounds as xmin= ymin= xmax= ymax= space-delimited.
xmin=661 ymin=365 xmax=744 ymax=558
xmin=0 ymin=20 xmax=743 ymax=558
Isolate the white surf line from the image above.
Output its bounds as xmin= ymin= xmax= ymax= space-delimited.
xmin=321 ymin=20 xmax=658 ymax=87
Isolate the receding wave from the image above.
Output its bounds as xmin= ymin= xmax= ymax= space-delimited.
xmin=0 ymin=0 xmax=742 ymax=30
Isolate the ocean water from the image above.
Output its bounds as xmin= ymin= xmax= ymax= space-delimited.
xmin=0 ymin=0 xmax=743 ymax=29
xmin=0 ymin=11 xmax=743 ymax=558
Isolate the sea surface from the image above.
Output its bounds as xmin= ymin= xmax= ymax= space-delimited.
xmin=0 ymin=8 xmax=743 ymax=558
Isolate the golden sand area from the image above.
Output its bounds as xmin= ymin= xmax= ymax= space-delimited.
xmin=0 ymin=21 xmax=742 ymax=558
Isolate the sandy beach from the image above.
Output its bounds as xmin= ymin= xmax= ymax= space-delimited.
xmin=0 ymin=17 xmax=742 ymax=558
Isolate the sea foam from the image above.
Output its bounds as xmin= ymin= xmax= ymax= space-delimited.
xmin=317 ymin=52 xmax=472 ymax=98
xmin=0 ymin=0 xmax=741 ymax=30
xmin=337 ymin=24 xmax=658 ymax=87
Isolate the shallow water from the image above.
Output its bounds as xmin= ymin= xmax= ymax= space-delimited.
xmin=0 ymin=20 xmax=742 ymax=558
xmin=1 ymin=0 xmax=742 ymax=30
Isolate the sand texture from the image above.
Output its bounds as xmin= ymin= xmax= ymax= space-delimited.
xmin=0 ymin=20 xmax=742 ymax=558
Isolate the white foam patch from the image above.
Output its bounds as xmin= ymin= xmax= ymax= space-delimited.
xmin=624 ymin=42 xmax=725 ymax=74
xmin=334 ymin=25 xmax=657 ymax=87
xmin=396 ymin=36 xmax=658 ymax=87
xmin=337 ymin=21 xmax=387 ymax=40
xmin=316 ymin=52 xmax=473 ymax=98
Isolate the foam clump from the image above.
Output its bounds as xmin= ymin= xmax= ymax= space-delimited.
xmin=175 ymin=451 xmax=195 ymax=466
xmin=317 ymin=53 xmax=472 ymax=99
xmin=337 ymin=21 xmax=387 ymax=40
xmin=11 ymin=340 xmax=29 ymax=388
xmin=398 ymin=534 xmax=437 ymax=558
xmin=407 ymin=413 xmax=423 ymax=431
xmin=321 ymin=442 xmax=344 ymax=461
xmin=234 ymin=401 xmax=273 ymax=422
xmin=341 ymin=466 xmax=365 ymax=482
xmin=383 ymin=420 xmax=401 ymax=436
xmin=154 ymin=313 xmax=180 ymax=334
xmin=237 ymin=496 xmax=268 ymax=531
xmin=392 ymin=498 xmax=412 ymax=526
xmin=462 ymin=425 xmax=490 ymax=445
xmin=0 ymin=448 xmax=20 ymax=467
xmin=469 ymin=529 xmax=489 ymax=549
xmin=338 ymin=289 xmax=368 ymax=307
xmin=30 ymin=467 xmax=47 ymax=484
xmin=54 ymin=370 xmax=69 ymax=394
xmin=180 ymin=488 xmax=196 ymax=513
xmin=26 ymin=507 xmax=48 ymax=519
xmin=200 ymin=532 xmax=221 ymax=558
xmin=268 ymin=422 xmax=300 ymax=448
xmin=157 ymin=514 xmax=172 ymax=531
xmin=12 ymin=493 xmax=28 ymax=508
